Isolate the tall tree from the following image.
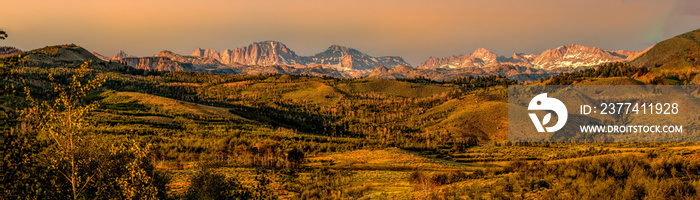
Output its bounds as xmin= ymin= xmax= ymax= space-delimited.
xmin=21 ymin=61 xmax=106 ymax=199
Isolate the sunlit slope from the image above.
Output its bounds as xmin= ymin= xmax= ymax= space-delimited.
xmin=576 ymin=77 xmax=645 ymax=85
xmin=204 ymin=76 xmax=458 ymax=102
xmin=100 ymin=90 xmax=242 ymax=119
xmin=335 ymin=79 xmax=457 ymax=98
xmin=200 ymin=76 xmax=507 ymax=141
xmin=205 ymin=79 xmax=345 ymax=106
xmin=414 ymin=89 xmax=508 ymax=141
xmin=631 ymin=28 xmax=700 ymax=73
xmin=628 ymin=27 xmax=700 ymax=85
xmin=22 ymin=44 xmax=103 ymax=63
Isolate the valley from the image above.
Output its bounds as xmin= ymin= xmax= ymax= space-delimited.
xmin=2 ymin=28 xmax=700 ymax=199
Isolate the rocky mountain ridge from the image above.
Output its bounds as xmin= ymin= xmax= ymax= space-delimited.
xmin=107 ymin=50 xmax=135 ymax=61
xmin=84 ymin=41 xmax=647 ymax=81
xmin=190 ymin=41 xmax=411 ymax=71
xmin=419 ymin=43 xmax=647 ymax=70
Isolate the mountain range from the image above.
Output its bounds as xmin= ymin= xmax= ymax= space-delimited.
xmin=418 ymin=43 xmax=645 ymax=70
xmin=1 ymin=40 xmax=650 ymax=82
xmin=189 ymin=41 xmax=411 ymax=71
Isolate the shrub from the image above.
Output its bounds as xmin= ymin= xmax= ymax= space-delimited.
xmin=429 ymin=171 xmax=468 ymax=186
xmin=183 ymin=169 xmax=251 ymax=200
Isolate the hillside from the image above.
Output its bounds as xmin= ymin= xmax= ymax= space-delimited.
xmin=99 ymin=90 xmax=243 ymax=119
xmin=631 ymin=28 xmax=700 ymax=73
xmin=9 ymin=44 xmax=511 ymax=142
xmin=22 ymin=44 xmax=102 ymax=63
xmin=13 ymin=43 xmax=685 ymax=145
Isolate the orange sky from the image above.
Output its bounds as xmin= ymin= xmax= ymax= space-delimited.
xmin=2 ymin=0 xmax=700 ymax=65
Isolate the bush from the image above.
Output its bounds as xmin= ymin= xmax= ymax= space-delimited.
xmin=530 ymin=180 xmax=549 ymax=190
xmin=183 ymin=169 xmax=252 ymax=200
xmin=430 ymin=171 xmax=468 ymax=186
xmin=409 ymin=171 xmax=428 ymax=184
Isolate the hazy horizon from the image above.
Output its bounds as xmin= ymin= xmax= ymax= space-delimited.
xmin=2 ymin=0 xmax=700 ymax=65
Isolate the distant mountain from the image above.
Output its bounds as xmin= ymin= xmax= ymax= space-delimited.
xmin=630 ymin=28 xmax=700 ymax=70
xmin=108 ymin=50 xmax=135 ymax=61
xmin=25 ymin=40 xmax=649 ymax=82
xmin=308 ymin=45 xmax=411 ymax=71
xmin=120 ymin=57 xmax=188 ymax=71
xmin=418 ymin=48 xmax=528 ymax=69
xmin=94 ymin=42 xmax=594 ymax=81
xmin=190 ymin=41 xmax=411 ymax=71
xmin=157 ymin=50 xmax=223 ymax=67
xmin=419 ymin=43 xmax=646 ymax=70
xmin=224 ymin=41 xmax=305 ymax=66
xmin=190 ymin=48 xmax=222 ymax=61
xmin=0 ymin=46 xmax=21 ymax=58
xmin=532 ymin=43 xmax=637 ymax=69
xmin=191 ymin=41 xmax=306 ymax=66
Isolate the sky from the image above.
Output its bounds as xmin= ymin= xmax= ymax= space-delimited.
xmin=1 ymin=0 xmax=700 ymax=66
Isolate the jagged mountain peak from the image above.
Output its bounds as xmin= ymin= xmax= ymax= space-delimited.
xmin=185 ymin=41 xmax=411 ymax=71
xmin=470 ymin=48 xmax=498 ymax=65
xmin=217 ymin=41 xmax=302 ymax=66
xmin=158 ymin=50 xmax=176 ymax=55
xmin=473 ymin=47 xmax=494 ymax=55
xmin=250 ymin=41 xmax=294 ymax=52
xmin=326 ymin=44 xmax=351 ymax=50
xmin=116 ymin=50 xmax=133 ymax=57
xmin=256 ymin=40 xmax=285 ymax=46
xmin=190 ymin=48 xmax=205 ymax=57
xmin=322 ymin=45 xmax=364 ymax=56
xmin=559 ymin=43 xmax=584 ymax=49
xmin=107 ymin=50 xmax=135 ymax=60
xmin=532 ymin=43 xmax=627 ymax=69
xmin=116 ymin=50 xmax=130 ymax=56
xmin=250 ymin=41 xmax=293 ymax=52
xmin=419 ymin=43 xmax=644 ymax=70
xmin=311 ymin=45 xmax=410 ymax=71
xmin=190 ymin=48 xmax=221 ymax=60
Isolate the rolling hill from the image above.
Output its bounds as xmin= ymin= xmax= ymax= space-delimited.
xmin=631 ymin=28 xmax=700 ymax=74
